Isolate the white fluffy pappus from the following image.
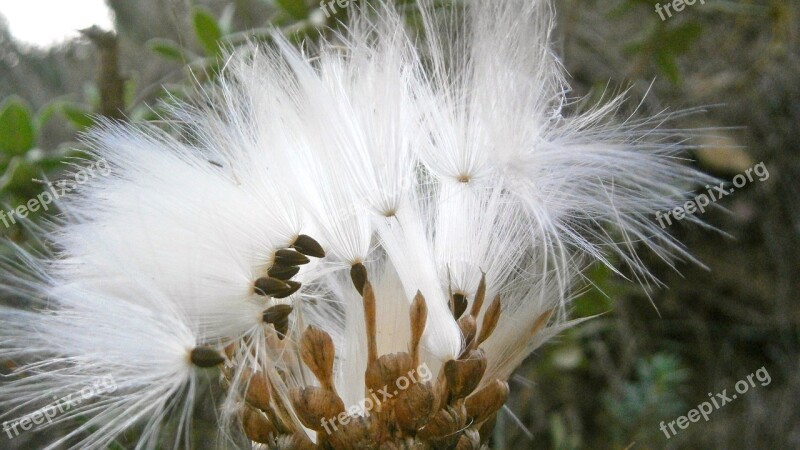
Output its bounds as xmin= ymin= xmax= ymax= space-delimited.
xmin=414 ymin=0 xmax=716 ymax=289
xmin=52 ymin=122 xmax=312 ymax=340
xmin=0 ymin=254 xmax=225 ymax=450
xmin=0 ymin=0 xmax=715 ymax=447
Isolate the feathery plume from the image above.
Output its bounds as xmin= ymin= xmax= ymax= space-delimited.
xmin=0 ymin=0 xmax=709 ymax=448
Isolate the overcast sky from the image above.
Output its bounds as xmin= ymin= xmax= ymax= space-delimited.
xmin=0 ymin=0 xmax=114 ymax=47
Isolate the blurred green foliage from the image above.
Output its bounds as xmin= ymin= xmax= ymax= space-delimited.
xmin=602 ymin=353 xmax=689 ymax=444
xmin=0 ymin=97 xmax=75 ymax=238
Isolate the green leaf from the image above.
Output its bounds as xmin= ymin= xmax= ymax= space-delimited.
xmin=61 ymin=104 xmax=95 ymax=131
xmin=276 ymin=0 xmax=310 ymax=20
xmin=655 ymin=49 xmax=681 ymax=84
xmin=661 ymin=22 xmax=704 ymax=54
xmin=35 ymin=101 xmax=62 ymax=131
xmin=0 ymin=156 xmax=39 ymax=198
xmin=148 ymin=38 xmax=187 ymax=61
xmin=0 ymin=97 xmax=36 ymax=157
xmin=193 ymin=8 xmax=224 ymax=56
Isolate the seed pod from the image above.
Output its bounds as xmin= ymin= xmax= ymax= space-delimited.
xmin=443 ymin=350 xmax=486 ymax=401
xmin=394 ymin=382 xmax=435 ymax=434
xmin=417 ymin=405 xmax=467 ymax=449
xmin=273 ymin=432 xmax=317 ymax=450
xmin=242 ymin=407 xmax=276 ymax=444
xmin=455 ymin=429 xmax=481 ymax=450
xmin=224 ymin=342 xmax=237 ymax=361
xmin=530 ymin=309 xmax=555 ymax=337
xmin=478 ymin=414 xmax=497 ymax=446
xmin=468 ymin=273 xmax=487 ymax=318
xmin=365 ymin=353 xmax=413 ymax=394
xmin=300 ymin=325 xmax=337 ymax=391
xmin=476 ymin=295 xmax=502 ymax=346
xmin=465 ymin=380 xmax=509 ymax=425
xmin=457 ymin=315 xmax=477 ymax=352
xmin=327 ymin=414 xmax=376 ymax=450
xmin=409 ymin=292 xmax=427 ymax=368
xmin=244 ymin=369 xmax=272 ymax=412
xmin=289 ymin=386 xmax=345 ymax=432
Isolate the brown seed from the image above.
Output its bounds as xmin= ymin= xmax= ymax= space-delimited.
xmin=260 ymin=382 xmax=297 ymax=435
xmin=242 ymin=407 xmax=276 ymax=444
xmin=280 ymin=280 xmax=302 ymax=299
xmin=255 ymin=277 xmax=301 ymax=298
xmin=431 ymin=366 xmax=449 ymax=413
xmin=409 ymin=291 xmax=428 ymax=368
xmin=224 ymin=342 xmax=237 ymax=361
xmin=464 ymin=380 xmax=509 ymax=425
xmin=468 ymin=273 xmax=487 ymax=319
xmin=189 ymin=346 xmax=225 ymax=368
xmin=291 ymin=234 xmax=326 ymax=258
xmin=394 ymin=382 xmax=435 ymax=434
xmin=263 ymin=305 xmax=293 ymax=338
xmin=350 ymin=262 xmax=368 ymax=295
xmin=443 ymin=350 xmax=487 ymax=401
xmin=263 ymin=304 xmax=294 ymax=328
xmin=365 ymin=353 xmax=414 ymax=395
xmin=300 ymin=325 xmax=337 ymax=391
xmin=289 ymin=386 xmax=345 ymax=432
xmin=254 ymin=277 xmax=288 ymax=296
xmin=245 ymin=370 xmax=272 ymax=412
xmin=417 ymin=405 xmax=467 ymax=448
xmin=476 ymin=295 xmax=502 ymax=346
xmin=274 ymin=432 xmax=317 ymax=450
xmin=452 ymin=293 xmax=468 ymax=319
xmin=274 ymin=249 xmax=310 ymax=266
xmin=530 ymin=308 xmax=555 ymax=337
xmin=455 ymin=429 xmax=481 ymax=450
xmin=273 ymin=320 xmax=290 ymax=339
xmin=458 ymin=315 xmax=477 ymax=352
xmin=267 ymin=264 xmax=301 ymax=280
xmin=478 ymin=414 xmax=497 ymax=445
xmin=327 ymin=414 xmax=377 ymax=450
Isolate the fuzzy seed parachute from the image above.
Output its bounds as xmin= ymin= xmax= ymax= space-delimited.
xmin=0 ymin=0 xmax=711 ymax=449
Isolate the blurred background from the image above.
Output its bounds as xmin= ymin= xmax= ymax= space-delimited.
xmin=0 ymin=0 xmax=796 ymax=449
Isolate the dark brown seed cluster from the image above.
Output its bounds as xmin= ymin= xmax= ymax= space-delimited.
xmin=216 ymin=264 xmax=550 ymax=450
xmin=214 ymin=233 xmax=553 ymax=449
xmin=255 ymin=235 xmax=326 ymax=336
